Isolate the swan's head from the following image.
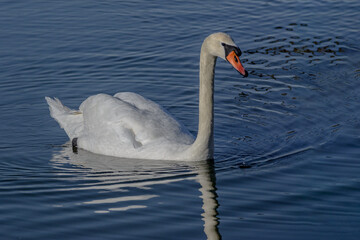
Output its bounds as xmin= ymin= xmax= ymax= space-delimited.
xmin=204 ymin=32 xmax=248 ymax=77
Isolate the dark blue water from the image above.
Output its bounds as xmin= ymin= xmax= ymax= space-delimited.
xmin=1 ymin=1 xmax=360 ymax=239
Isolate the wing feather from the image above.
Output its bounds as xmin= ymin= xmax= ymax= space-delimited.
xmin=78 ymin=93 xmax=193 ymax=152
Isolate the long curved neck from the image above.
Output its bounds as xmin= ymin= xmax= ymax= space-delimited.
xmin=191 ymin=43 xmax=216 ymax=160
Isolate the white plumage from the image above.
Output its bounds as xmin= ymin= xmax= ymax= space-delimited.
xmin=46 ymin=93 xmax=194 ymax=159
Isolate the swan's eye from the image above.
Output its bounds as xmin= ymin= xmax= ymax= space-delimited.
xmin=222 ymin=43 xmax=242 ymax=58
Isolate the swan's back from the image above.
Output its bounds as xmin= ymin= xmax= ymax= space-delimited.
xmin=74 ymin=93 xmax=194 ymax=159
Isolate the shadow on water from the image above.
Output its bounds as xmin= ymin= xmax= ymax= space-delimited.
xmin=50 ymin=143 xmax=222 ymax=240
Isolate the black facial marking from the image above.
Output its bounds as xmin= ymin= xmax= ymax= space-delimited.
xmin=222 ymin=42 xmax=242 ymax=57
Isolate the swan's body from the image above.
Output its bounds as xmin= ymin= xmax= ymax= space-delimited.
xmin=46 ymin=32 xmax=247 ymax=161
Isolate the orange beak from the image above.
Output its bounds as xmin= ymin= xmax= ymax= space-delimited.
xmin=226 ymin=51 xmax=248 ymax=77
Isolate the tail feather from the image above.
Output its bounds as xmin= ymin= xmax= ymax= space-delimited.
xmin=45 ymin=97 xmax=84 ymax=139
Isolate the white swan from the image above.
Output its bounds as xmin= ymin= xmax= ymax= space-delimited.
xmin=46 ymin=32 xmax=247 ymax=161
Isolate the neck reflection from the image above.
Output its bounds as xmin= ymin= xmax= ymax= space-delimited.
xmin=194 ymin=160 xmax=221 ymax=240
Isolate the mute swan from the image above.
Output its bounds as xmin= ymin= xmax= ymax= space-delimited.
xmin=46 ymin=32 xmax=247 ymax=161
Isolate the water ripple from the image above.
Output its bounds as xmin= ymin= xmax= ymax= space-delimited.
xmin=1 ymin=0 xmax=360 ymax=239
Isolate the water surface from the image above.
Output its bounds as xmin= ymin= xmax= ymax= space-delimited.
xmin=1 ymin=1 xmax=360 ymax=239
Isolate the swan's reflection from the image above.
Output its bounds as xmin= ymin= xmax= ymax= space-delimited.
xmin=194 ymin=160 xmax=221 ymax=240
xmin=50 ymin=143 xmax=221 ymax=240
